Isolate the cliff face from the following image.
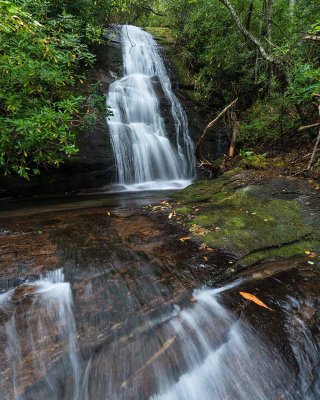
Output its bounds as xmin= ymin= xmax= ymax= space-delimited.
xmin=0 ymin=37 xmax=122 ymax=199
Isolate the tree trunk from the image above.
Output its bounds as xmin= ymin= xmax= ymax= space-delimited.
xmin=217 ymin=0 xmax=276 ymax=64
xmin=229 ymin=112 xmax=239 ymax=159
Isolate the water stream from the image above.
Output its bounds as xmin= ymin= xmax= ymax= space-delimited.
xmin=0 ymin=196 xmax=319 ymax=399
xmin=106 ymin=25 xmax=195 ymax=191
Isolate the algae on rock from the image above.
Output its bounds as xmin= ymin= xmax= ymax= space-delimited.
xmin=172 ymin=173 xmax=319 ymax=267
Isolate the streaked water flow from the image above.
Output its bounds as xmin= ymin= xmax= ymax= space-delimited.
xmin=106 ymin=25 xmax=195 ymax=191
xmin=1 ymin=270 xmax=80 ymax=400
xmin=1 ymin=266 xmax=319 ymax=399
xmin=1 ymin=186 xmax=319 ymax=399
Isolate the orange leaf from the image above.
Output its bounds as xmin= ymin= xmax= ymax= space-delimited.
xmin=239 ymin=292 xmax=274 ymax=311
xmin=179 ymin=236 xmax=191 ymax=242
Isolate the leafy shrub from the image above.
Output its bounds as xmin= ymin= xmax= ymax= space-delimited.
xmin=0 ymin=1 xmax=109 ymax=178
xmin=238 ymin=95 xmax=298 ymax=148
xmin=240 ymin=154 xmax=267 ymax=170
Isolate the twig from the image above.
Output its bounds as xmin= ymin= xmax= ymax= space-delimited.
xmin=195 ymin=98 xmax=238 ymax=162
xmin=307 ymin=105 xmax=320 ymax=170
xmin=298 ymin=122 xmax=320 ymax=132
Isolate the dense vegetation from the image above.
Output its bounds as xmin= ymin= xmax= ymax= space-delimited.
xmin=143 ymin=1 xmax=320 ymax=166
xmin=0 ymin=0 xmax=150 ymax=178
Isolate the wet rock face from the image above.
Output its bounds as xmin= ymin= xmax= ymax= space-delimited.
xmin=145 ymin=27 xmax=230 ymax=161
xmin=0 ymin=37 xmax=123 ymax=199
xmin=0 ymin=194 xmax=319 ymax=399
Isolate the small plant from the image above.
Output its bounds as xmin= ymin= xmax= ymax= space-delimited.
xmin=240 ymin=152 xmax=268 ymax=170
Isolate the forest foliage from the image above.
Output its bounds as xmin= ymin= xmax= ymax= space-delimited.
xmin=0 ymin=0 xmax=148 ymax=178
xmin=142 ymin=0 xmax=320 ymax=153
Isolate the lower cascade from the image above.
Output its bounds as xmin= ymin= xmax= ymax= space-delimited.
xmin=106 ymin=25 xmax=195 ymax=191
xmin=1 ymin=267 xmax=319 ymax=400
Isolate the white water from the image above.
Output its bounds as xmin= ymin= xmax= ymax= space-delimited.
xmin=1 ymin=269 xmax=319 ymax=399
xmin=79 ymin=279 xmax=297 ymax=400
xmin=149 ymin=286 xmax=292 ymax=400
xmin=106 ymin=25 xmax=195 ymax=191
xmin=1 ymin=269 xmax=80 ymax=400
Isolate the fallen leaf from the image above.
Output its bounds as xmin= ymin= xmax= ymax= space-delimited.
xmin=308 ymin=261 xmax=315 ymax=265
xmin=107 ymin=212 xmax=111 ymax=216
xmin=179 ymin=236 xmax=191 ymax=242
xmin=305 ymin=250 xmax=311 ymax=255
xmin=168 ymin=212 xmax=173 ymax=219
xmin=239 ymin=292 xmax=274 ymax=311
xmin=136 ymin=336 xmax=176 ymax=375
xmin=203 ymin=256 xmax=208 ymax=261
xmin=309 ymin=252 xmax=317 ymax=258
xmin=189 ymin=224 xmax=209 ymax=236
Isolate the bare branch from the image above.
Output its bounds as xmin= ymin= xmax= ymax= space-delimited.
xmin=139 ymin=5 xmax=166 ymax=17
xmin=195 ymin=98 xmax=238 ymax=162
xmin=298 ymin=122 xmax=320 ymax=132
xmin=304 ymin=35 xmax=320 ymax=42
xmin=308 ymin=105 xmax=320 ymax=170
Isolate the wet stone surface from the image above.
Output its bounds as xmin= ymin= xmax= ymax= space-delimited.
xmin=0 ymin=192 xmax=319 ymax=399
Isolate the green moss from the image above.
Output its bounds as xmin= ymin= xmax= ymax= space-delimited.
xmin=240 ymin=240 xmax=316 ymax=267
xmin=240 ymin=154 xmax=268 ymax=170
xmin=195 ymin=194 xmax=312 ymax=256
xmin=144 ymin=27 xmax=200 ymax=101
xmin=223 ymin=167 xmax=244 ymax=176
xmin=172 ymin=178 xmax=227 ymax=204
xmin=176 ymin=206 xmax=192 ymax=215
xmin=174 ymin=174 xmax=317 ymax=263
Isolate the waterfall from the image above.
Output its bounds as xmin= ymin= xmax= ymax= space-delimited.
xmin=106 ymin=25 xmax=195 ymax=191
xmin=79 ymin=280 xmax=295 ymax=400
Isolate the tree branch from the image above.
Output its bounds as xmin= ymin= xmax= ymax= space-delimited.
xmin=195 ymin=98 xmax=238 ymax=162
xmin=268 ymin=18 xmax=290 ymax=40
xmin=140 ymin=5 xmax=166 ymax=17
xmin=298 ymin=122 xmax=320 ymax=132
xmin=308 ymin=105 xmax=320 ymax=170
xmin=303 ymin=35 xmax=320 ymax=42
xmin=218 ymin=0 xmax=276 ymax=63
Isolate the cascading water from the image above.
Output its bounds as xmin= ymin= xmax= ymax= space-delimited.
xmin=1 ymin=197 xmax=319 ymax=400
xmin=106 ymin=25 xmax=195 ymax=191
xmin=0 ymin=269 xmax=80 ymax=400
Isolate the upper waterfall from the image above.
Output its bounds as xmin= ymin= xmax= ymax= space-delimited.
xmin=106 ymin=25 xmax=195 ymax=191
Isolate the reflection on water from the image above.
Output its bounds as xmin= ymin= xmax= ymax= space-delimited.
xmin=0 ymin=198 xmax=319 ymax=399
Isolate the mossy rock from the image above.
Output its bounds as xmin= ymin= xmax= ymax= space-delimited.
xmin=173 ymin=173 xmax=319 ymax=266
